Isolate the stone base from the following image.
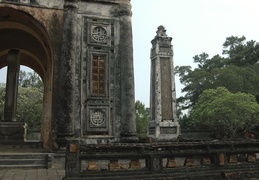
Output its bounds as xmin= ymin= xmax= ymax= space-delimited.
xmin=120 ymin=136 xmax=139 ymax=143
xmin=148 ymin=121 xmax=180 ymax=141
xmin=0 ymin=122 xmax=26 ymax=141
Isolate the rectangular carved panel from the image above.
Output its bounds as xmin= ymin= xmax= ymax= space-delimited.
xmin=151 ymin=59 xmax=156 ymax=120
xmin=83 ymin=106 xmax=109 ymax=135
xmin=160 ymin=127 xmax=177 ymax=134
xmin=92 ymin=55 xmax=105 ymax=95
xmin=160 ymin=58 xmax=173 ymax=120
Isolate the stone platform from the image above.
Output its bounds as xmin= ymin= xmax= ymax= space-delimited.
xmin=0 ymin=122 xmax=26 ymax=141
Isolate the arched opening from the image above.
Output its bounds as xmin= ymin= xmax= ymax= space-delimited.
xmin=0 ymin=7 xmax=53 ymax=149
xmin=0 ymin=66 xmax=44 ymax=140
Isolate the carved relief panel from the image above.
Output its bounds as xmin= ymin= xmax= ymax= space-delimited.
xmin=87 ymin=22 xmax=111 ymax=47
xmin=86 ymin=107 xmax=109 ymax=134
xmin=82 ymin=17 xmax=115 ymax=136
xmin=90 ymin=53 xmax=109 ymax=97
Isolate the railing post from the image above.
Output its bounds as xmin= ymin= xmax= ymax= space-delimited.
xmin=150 ymin=155 xmax=162 ymax=173
xmin=65 ymin=140 xmax=80 ymax=178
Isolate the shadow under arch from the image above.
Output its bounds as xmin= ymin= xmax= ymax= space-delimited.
xmin=0 ymin=7 xmax=54 ymax=149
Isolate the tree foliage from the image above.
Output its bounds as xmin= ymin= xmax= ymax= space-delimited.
xmin=191 ymin=87 xmax=259 ymax=139
xmin=0 ymin=70 xmax=43 ymax=134
xmin=175 ymin=36 xmax=259 ymax=111
xmin=0 ymin=88 xmax=5 ymax=121
xmin=17 ymin=86 xmax=43 ymax=132
xmin=135 ymin=100 xmax=149 ymax=138
xmin=19 ymin=70 xmax=43 ymax=91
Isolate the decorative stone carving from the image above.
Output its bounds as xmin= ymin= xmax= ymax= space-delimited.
xmin=87 ymin=22 xmax=111 ymax=46
xmin=160 ymin=127 xmax=177 ymax=134
xmin=91 ymin=26 xmax=107 ymax=43
xmin=90 ymin=110 xmax=105 ymax=127
xmin=84 ymin=107 xmax=109 ymax=135
xmin=82 ymin=17 xmax=115 ymax=139
xmin=91 ymin=55 xmax=106 ymax=95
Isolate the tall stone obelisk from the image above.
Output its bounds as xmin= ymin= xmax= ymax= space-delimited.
xmin=148 ymin=26 xmax=180 ymax=141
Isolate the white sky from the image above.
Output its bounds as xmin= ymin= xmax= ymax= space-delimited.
xmin=1 ymin=0 xmax=259 ymax=107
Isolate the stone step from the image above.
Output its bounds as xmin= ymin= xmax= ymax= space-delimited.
xmin=0 ymin=154 xmax=47 ymax=159
xmin=0 ymin=140 xmax=43 ymax=149
xmin=0 ymin=164 xmax=47 ymax=169
xmin=0 ymin=153 xmax=51 ymax=169
xmin=0 ymin=159 xmax=46 ymax=165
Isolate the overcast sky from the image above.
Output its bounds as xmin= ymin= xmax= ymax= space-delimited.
xmin=1 ymin=0 xmax=259 ymax=107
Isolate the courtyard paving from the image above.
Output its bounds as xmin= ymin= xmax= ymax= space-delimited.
xmin=0 ymin=168 xmax=65 ymax=180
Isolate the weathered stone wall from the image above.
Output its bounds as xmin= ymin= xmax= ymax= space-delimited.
xmin=0 ymin=1 xmax=64 ymax=149
xmin=0 ymin=0 xmax=137 ymax=149
xmin=62 ymin=0 xmax=137 ymax=144
xmin=35 ymin=0 xmax=64 ymax=8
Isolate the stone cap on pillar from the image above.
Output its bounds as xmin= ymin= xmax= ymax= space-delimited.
xmin=156 ymin=25 xmax=168 ymax=37
xmin=151 ymin=25 xmax=172 ymax=46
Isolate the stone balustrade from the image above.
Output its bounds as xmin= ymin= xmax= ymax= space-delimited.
xmin=63 ymin=140 xmax=259 ymax=180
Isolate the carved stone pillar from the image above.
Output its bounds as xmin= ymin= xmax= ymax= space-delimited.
xmin=0 ymin=49 xmax=25 ymax=141
xmin=57 ymin=0 xmax=78 ymax=145
xmin=118 ymin=3 xmax=138 ymax=142
xmin=4 ymin=49 xmax=20 ymax=122
xmin=148 ymin=26 xmax=180 ymax=141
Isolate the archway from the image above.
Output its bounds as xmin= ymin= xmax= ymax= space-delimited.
xmin=0 ymin=7 xmax=53 ymax=149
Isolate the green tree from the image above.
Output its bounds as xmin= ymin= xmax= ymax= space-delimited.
xmin=191 ymin=87 xmax=259 ymax=139
xmin=19 ymin=70 xmax=43 ymax=91
xmin=0 ymin=87 xmax=5 ymax=121
xmin=17 ymin=87 xmax=43 ymax=132
xmin=135 ymin=100 xmax=149 ymax=138
xmin=0 ymin=70 xmax=43 ymax=136
xmin=223 ymin=36 xmax=259 ymax=66
xmin=0 ymin=86 xmax=43 ymax=132
xmin=175 ymin=36 xmax=259 ymax=110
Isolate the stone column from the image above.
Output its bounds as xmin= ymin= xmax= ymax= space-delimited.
xmin=118 ymin=3 xmax=138 ymax=142
xmin=57 ymin=0 xmax=78 ymax=145
xmin=0 ymin=49 xmax=25 ymax=141
xmin=4 ymin=49 xmax=20 ymax=122
xmin=148 ymin=26 xmax=180 ymax=141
